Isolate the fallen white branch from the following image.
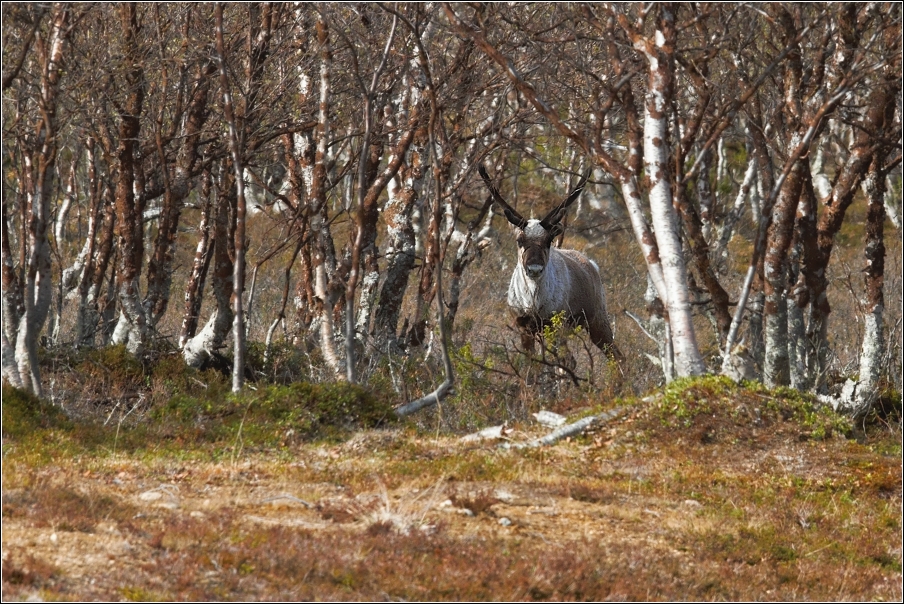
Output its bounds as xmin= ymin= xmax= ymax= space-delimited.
xmin=532 ymin=410 xmax=566 ymax=428
xmin=259 ymin=493 xmax=313 ymax=508
xmin=503 ymin=406 xmax=627 ymax=449
xmin=393 ymin=379 xmax=453 ymax=417
xmin=460 ymin=424 xmax=512 ymax=443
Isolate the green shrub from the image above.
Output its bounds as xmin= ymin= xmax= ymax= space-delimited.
xmin=153 ymin=381 xmax=396 ymax=445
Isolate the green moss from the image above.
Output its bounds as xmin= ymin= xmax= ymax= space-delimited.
xmin=652 ymin=375 xmax=736 ymax=427
xmin=766 ymin=386 xmax=852 ymax=439
xmin=121 ymin=587 xmax=167 ymax=602
xmin=642 ymin=376 xmax=853 ymax=439
xmin=1 ymin=384 xmax=71 ymax=438
xmin=152 ymin=381 xmax=396 ymax=446
xmin=699 ymin=525 xmax=801 ymax=566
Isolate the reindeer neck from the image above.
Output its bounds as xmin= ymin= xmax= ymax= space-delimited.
xmin=507 ymin=249 xmax=570 ymax=316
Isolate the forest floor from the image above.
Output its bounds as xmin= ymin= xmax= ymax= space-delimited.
xmin=2 ymin=377 xmax=901 ymax=601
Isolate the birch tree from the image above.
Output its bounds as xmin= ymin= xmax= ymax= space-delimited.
xmin=1 ymin=5 xmax=71 ymax=394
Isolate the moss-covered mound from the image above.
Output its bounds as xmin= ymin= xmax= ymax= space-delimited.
xmin=2 ymin=384 xmax=72 ymax=438
xmin=153 ymin=381 xmax=397 ymax=445
xmin=632 ymin=375 xmax=853 ymax=445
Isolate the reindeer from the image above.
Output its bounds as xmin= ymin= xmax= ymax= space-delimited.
xmin=478 ymin=165 xmax=617 ymax=358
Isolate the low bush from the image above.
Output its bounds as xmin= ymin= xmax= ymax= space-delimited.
xmin=1 ymin=384 xmax=71 ymax=438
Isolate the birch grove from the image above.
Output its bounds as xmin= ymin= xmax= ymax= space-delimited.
xmin=1 ymin=3 xmax=900 ymax=418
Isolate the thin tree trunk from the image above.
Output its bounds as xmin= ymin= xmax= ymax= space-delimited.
xmin=182 ymin=173 xmax=235 ymax=368
xmin=2 ymin=189 xmax=25 ymax=389
xmin=145 ymin=57 xmax=215 ymax=327
xmin=696 ymin=147 xmax=715 ymax=242
xmin=714 ymin=147 xmax=757 ymax=262
xmin=788 ymin=170 xmax=819 ymax=390
xmin=350 ymin=96 xmax=416 ymax=347
xmin=71 ymin=140 xmax=100 ymax=343
xmin=832 ymin=158 xmax=889 ymax=416
xmin=310 ymin=16 xmax=343 ymax=378
xmin=10 ymin=7 xmax=70 ymax=394
xmin=112 ymin=4 xmax=148 ymax=356
xmin=178 ymin=170 xmax=214 ymax=348
xmin=373 ymin=149 xmax=422 ymax=347
xmin=215 ymin=3 xmax=248 ymax=393
xmin=762 ymin=151 xmax=804 ymax=387
xmin=637 ymin=7 xmax=705 ymax=377
xmin=645 ymin=277 xmax=674 ymax=383
xmin=395 ymin=101 xmax=454 ymax=416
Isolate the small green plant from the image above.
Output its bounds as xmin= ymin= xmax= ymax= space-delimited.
xmin=541 ymin=310 xmax=583 ymax=347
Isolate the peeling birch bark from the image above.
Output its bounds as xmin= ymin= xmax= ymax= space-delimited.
xmin=636 ymin=9 xmax=705 ymax=377
xmin=77 ymin=183 xmax=116 ymax=348
xmin=762 ymin=154 xmax=802 ymax=388
xmin=834 ymin=161 xmax=888 ymax=417
xmin=7 ymin=7 xmax=71 ymax=395
xmin=1 ymin=328 xmax=23 ymax=389
xmin=696 ymin=148 xmax=715 ymax=243
xmin=787 ymin=241 xmax=808 ymax=390
xmin=309 ymin=17 xmax=343 ymax=378
xmin=178 ymin=171 xmax=214 ymax=348
xmin=112 ymin=4 xmax=148 ymax=356
xmin=182 ymin=178 xmax=235 ymax=368
xmin=714 ymin=150 xmax=757 ymax=262
xmin=645 ymin=277 xmax=674 ymax=383
xmin=145 ymin=57 xmax=215 ymax=329
xmin=374 ymin=162 xmax=421 ymax=346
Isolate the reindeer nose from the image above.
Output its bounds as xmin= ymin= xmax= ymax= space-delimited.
xmin=526 ymin=264 xmax=544 ymax=278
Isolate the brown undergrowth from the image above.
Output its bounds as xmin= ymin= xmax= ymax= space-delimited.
xmin=2 ymin=376 xmax=901 ymax=601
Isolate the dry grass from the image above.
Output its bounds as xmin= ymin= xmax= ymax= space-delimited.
xmin=3 ymin=377 xmax=900 ymax=601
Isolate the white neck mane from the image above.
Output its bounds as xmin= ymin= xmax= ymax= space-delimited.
xmin=507 ymin=247 xmax=571 ymax=317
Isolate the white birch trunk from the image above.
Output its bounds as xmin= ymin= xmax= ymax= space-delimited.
xmin=714 ymin=153 xmax=757 ymax=262
xmin=832 ymin=165 xmax=888 ymax=416
xmin=115 ymin=282 xmax=147 ymax=355
xmin=884 ymin=175 xmax=900 ymax=229
xmin=312 ymin=16 xmax=342 ymax=378
xmin=645 ymin=277 xmax=674 ymax=383
xmin=787 ymin=293 xmax=808 ymax=390
xmin=640 ymin=30 xmax=705 ymax=377
xmin=214 ymin=4 xmax=247 ymax=393
xmin=314 ymin=263 xmax=343 ymax=376
xmin=182 ymin=309 xmax=231 ymax=368
xmin=763 ymin=275 xmax=789 ymax=388
xmin=811 ymin=140 xmax=833 ymax=202
xmin=620 ymin=176 xmax=668 ymax=304
xmin=182 ymin=182 xmax=234 ymax=368
xmin=1 ymin=327 xmax=23 ymax=389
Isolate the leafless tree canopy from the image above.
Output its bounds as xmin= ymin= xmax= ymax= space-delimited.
xmin=2 ymin=3 xmax=901 ymax=417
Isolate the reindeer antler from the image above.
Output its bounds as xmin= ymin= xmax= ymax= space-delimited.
xmin=478 ymin=165 xmax=528 ymax=229
xmin=540 ymin=168 xmax=592 ymax=229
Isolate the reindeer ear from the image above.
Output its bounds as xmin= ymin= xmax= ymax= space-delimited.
xmin=548 ymin=222 xmax=565 ymax=240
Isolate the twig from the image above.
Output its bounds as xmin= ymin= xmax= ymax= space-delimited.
xmin=625 ymin=310 xmax=659 ymax=344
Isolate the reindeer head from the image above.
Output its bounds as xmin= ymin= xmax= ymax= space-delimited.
xmin=478 ymin=165 xmax=590 ymax=280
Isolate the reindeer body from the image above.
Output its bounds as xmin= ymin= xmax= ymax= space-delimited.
xmin=479 ymin=167 xmax=616 ymax=356
xmin=507 ymin=224 xmax=614 ymax=351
